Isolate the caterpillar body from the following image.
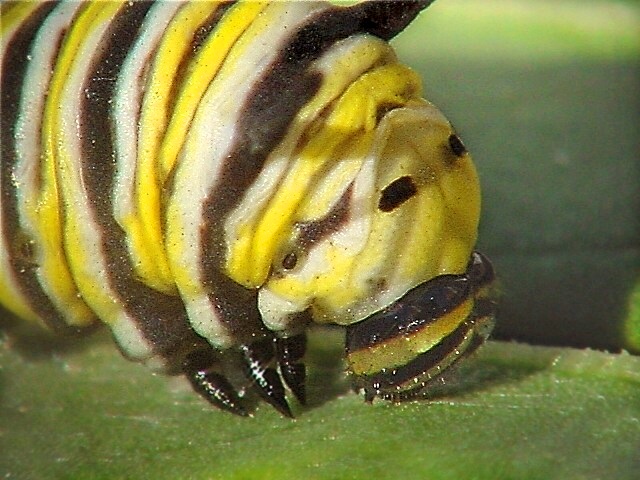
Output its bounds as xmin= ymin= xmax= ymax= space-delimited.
xmin=0 ymin=0 xmax=495 ymax=417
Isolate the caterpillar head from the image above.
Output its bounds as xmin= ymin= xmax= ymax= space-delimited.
xmin=222 ymin=38 xmax=494 ymax=399
xmin=249 ymin=101 xmax=493 ymax=398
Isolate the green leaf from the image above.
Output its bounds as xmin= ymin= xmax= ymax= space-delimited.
xmin=1 ymin=329 xmax=639 ymax=479
xmin=624 ymin=278 xmax=640 ymax=351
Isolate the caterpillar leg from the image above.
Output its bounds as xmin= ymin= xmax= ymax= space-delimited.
xmin=182 ymin=350 xmax=248 ymax=417
xmin=275 ymin=333 xmax=307 ymax=406
xmin=182 ymin=334 xmax=307 ymax=417
xmin=240 ymin=338 xmax=293 ymax=418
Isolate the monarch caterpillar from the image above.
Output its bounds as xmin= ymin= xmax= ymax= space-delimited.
xmin=0 ymin=0 xmax=495 ymax=417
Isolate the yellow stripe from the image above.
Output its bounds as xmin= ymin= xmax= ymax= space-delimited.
xmin=158 ymin=2 xmax=267 ymax=183
xmin=346 ymin=298 xmax=475 ymax=376
xmin=223 ymin=35 xmax=395 ymax=288
xmin=395 ymin=325 xmax=476 ymax=393
xmin=166 ymin=1 xmax=289 ymax=297
xmin=227 ymin=60 xmax=421 ymax=288
xmin=56 ymin=2 xmax=127 ymax=325
xmin=0 ymin=3 xmax=43 ymax=323
xmin=0 ymin=2 xmax=39 ymax=36
xmin=124 ymin=2 xmax=219 ymax=294
xmin=0 ymin=242 xmax=40 ymax=324
xmin=123 ymin=2 xmax=267 ymax=294
xmin=34 ymin=2 xmax=122 ymax=327
xmin=0 ymin=286 xmax=39 ymax=323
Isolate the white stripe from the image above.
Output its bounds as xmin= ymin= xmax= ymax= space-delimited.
xmin=224 ymin=34 xmax=396 ymax=255
xmin=52 ymin=4 xmax=154 ymax=360
xmin=0 ymin=8 xmax=42 ymax=322
xmin=12 ymin=3 xmax=83 ymax=322
xmin=166 ymin=2 xmax=329 ymax=348
xmin=112 ymin=2 xmax=182 ymax=230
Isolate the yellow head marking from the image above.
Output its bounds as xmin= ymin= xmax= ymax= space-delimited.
xmin=233 ymin=33 xmax=483 ymax=333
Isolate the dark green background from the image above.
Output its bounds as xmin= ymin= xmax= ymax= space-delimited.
xmin=392 ymin=0 xmax=640 ymax=351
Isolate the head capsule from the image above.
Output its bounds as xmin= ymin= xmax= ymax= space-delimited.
xmin=223 ymin=35 xmax=494 ymax=399
xmin=254 ymin=97 xmax=484 ymax=327
xmin=345 ymin=251 xmax=495 ymax=401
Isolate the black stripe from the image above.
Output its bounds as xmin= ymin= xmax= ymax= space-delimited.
xmin=358 ymin=294 xmax=496 ymax=396
xmin=200 ymin=1 xmax=435 ymax=339
xmin=473 ymin=297 xmax=497 ymax=322
xmin=397 ymin=322 xmax=489 ymax=398
xmin=272 ymin=184 xmax=353 ymax=275
xmin=296 ymin=184 xmax=353 ymax=251
xmin=346 ymin=251 xmax=495 ymax=352
xmin=79 ymin=1 xmax=208 ymax=363
xmin=341 ymin=0 xmax=436 ymax=41
xmin=346 ymin=275 xmax=471 ymax=352
xmin=362 ymin=317 xmax=475 ymax=392
xmin=167 ymin=2 xmax=235 ymax=122
xmin=0 ymin=2 xmax=87 ymax=335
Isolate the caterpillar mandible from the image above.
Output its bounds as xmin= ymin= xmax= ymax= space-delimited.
xmin=0 ymin=0 xmax=495 ymax=417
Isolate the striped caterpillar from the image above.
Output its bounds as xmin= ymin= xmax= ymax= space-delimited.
xmin=0 ymin=0 xmax=495 ymax=417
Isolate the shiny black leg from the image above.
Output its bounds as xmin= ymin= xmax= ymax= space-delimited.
xmin=363 ymin=386 xmax=377 ymax=403
xmin=275 ymin=333 xmax=307 ymax=405
xmin=241 ymin=337 xmax=293 ymax=418
xmin=183 ymin=350 xmax=248 ymax=417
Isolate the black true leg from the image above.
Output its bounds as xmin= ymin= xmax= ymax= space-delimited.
xmin=183 ymin=350 xmax=248 ymax=417
xmin=275 ymin=333 xmax=307 ymax=405
xmin=240 ymin=337 xmax=293 ymax=418
xmin=363 ymin=387 xmax=377 ymax=403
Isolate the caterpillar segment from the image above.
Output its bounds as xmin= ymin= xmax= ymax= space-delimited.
xmin=0 ymin=0 xmax=495 ymax=416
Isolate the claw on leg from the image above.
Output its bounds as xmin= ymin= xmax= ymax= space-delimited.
xmin=275 ymin=333 xmax=307 ymax=405
xmin=241 ymin=338 xmax=293 ymax=418
xmin=363 ymin=386 xmax=377 ymax=404
xmin=183 ymin=350 xmax=248 ymax=417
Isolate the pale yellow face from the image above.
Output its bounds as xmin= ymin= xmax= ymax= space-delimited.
xmin=217 ymin=36 xmax=481 ymax=335
xmin=255 ymin=102 xmax=481 ymax=333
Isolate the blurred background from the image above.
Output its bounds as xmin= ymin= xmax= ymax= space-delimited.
xmin=392 ymin=0 xmax=640 ymax=352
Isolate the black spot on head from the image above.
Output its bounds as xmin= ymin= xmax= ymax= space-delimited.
xmin=448 ymin=133 xmax=467 ymax=157
xmin=378 ymin=176 xmax=418 ymax=212
xmin=282 ymin=252 xmax=298 ymax=270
